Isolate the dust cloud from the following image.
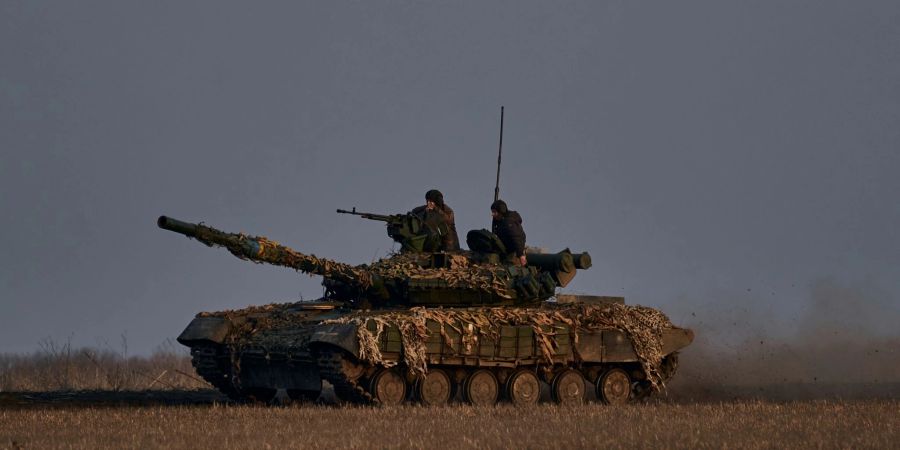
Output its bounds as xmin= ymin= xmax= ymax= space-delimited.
xmin=667 ymin=278 xmax=900 ymax=401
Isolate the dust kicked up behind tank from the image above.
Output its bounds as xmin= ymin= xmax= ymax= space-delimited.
xmin=159 ymin=210 xmax=693 ymax=406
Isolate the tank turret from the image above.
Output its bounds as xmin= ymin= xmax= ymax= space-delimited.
xmin=157 ymin=215 xmax=590 ymax=308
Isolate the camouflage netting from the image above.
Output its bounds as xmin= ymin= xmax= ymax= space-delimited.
xmin=192 ymin=226 xmax=370 ymax=287
xmin=191 ymin=226 xmax=515 ymax=298
xmin=197 ymin=302 xmax=297 ymax=319
xmin=325 ymin=302 xmax=676 ymax=391
xmin=183 ymin=223 xmax=676 ymax=390
xmin=197 ymin=303 xmax=297 ymax=338
xmin=362 ymin=252 xmax=515 ymax=298
xmin=197 ymin=302 xmax=319 ymax=388
xmin=198 ymin=303 xmax=316 ymax=348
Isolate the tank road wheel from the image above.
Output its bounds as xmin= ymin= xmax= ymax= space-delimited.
xmin=551 ymin=369 xmax=585 ymax=405
xmin=416 ymin=369 xmax=452 ymax=406
xmin=463 ymin=369 xmax=499 ymax=406
xmin=598 ymin=368 xmax=631 ymax=405
xmin=369 ymin=368 xmax=407 ymax=405
xmin=505 ymin=369 xmax=541 ymax=406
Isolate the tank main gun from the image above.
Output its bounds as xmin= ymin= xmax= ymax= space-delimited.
xmin=158 ymin=215 xmax=592 ymax=308
xmin=157 ymin=215 xmax=373 ymax=289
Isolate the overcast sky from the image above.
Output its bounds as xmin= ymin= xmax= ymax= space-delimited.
xmin=2 ymin=1 xmax=898 ymax=355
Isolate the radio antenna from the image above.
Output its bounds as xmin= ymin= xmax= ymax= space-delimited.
xmin=493 ymin=106 xmax=504 ymax=202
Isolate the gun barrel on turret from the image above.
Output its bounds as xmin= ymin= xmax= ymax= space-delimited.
xmin=157 ymin=215 xmax=372 ymax=289
xmin=158 ymin=216 xmax=201 ymax=237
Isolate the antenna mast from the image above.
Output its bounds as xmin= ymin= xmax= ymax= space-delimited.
xmin=493 ymin=106 xmax=504 ymax=202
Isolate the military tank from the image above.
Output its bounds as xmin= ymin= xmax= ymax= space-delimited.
xmin=160 ymin=212 xmax=693 ymax=405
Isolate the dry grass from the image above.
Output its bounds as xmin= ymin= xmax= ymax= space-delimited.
xmin=2 ymin=335 xmax=897 ymax=448
xmin=0 ymin=339 xmax=209 ymax=392
xmin=0 ymin=401 xmax=896 ymax=449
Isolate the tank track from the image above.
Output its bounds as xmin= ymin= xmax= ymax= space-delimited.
xmin=660 ymin=353 xmax=679 ymax=382
xmin=632 ymin=353 xmax=680 ymax=401
xmin=190 ymin=345 xmax=240 ymax=400
xmin=192 ymin=345 xmax=677 ymax=405
xmin=315 ymin=348 xmax=377 ymax=404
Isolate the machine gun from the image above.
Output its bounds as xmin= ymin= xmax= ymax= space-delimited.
xmin=335 ymin=207 xmax=395 ymax=222
xmin=337 ymin=207 xmax=438 ymax=253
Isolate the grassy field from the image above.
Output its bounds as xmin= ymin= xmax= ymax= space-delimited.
xmin=1 ymin=400 xmax=897 ymax=449
xmin=2 ymin=342 xmax=898 ymax=448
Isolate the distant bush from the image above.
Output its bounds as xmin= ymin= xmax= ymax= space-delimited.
xmin=0 ymin=337 xmax=211 ymax=392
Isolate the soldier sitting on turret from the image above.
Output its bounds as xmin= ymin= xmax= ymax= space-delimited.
xmin=491 ymin=199 xmax=527 ymax=266
xmin=411 ymin=189 xmax=460 ymax=252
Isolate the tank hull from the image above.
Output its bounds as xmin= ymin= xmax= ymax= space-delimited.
xmin=178 ymin=300 xmax=692 ymax=405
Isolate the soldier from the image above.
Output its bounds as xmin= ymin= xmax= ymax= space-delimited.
xmin=411 ymin=189 xmax=460 ymax=252
xmin=490 ymin=199 xmax=527 ymax=266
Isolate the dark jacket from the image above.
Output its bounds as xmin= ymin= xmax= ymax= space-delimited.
xmin=492 ymin=210 xmax=526 ymax=257
xmin=411 ymin=204 xmax=460 ymax=252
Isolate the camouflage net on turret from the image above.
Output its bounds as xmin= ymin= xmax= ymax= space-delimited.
xmin=324 ymin=302 xmax=676 ymax=391
xmin=363 ymin=252 xmax=515 ymax=298
xmin=190 ymin=226 xmax=515 ymax=298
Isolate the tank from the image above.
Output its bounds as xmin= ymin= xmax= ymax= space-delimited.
xmin=159 ymin=213 xmax=693 ymax=405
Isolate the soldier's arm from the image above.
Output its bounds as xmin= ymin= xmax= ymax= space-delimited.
xmin=509 ymin=222 xmax=526 ymax=257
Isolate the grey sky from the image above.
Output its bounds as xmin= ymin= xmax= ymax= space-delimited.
xmin=2 ymin=1 xmax=898 ymax=355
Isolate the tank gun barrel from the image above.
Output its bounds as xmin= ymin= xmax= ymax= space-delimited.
xmin=157 ymin=215 xmax=372 ymax=288
xmin=158 ymin=216 xmax=202 ymax=237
